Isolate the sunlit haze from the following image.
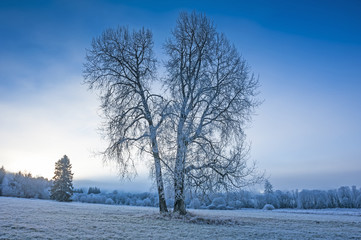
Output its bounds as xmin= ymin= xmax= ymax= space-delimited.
xmin=1 ymin=0 xmax=360 ymax=192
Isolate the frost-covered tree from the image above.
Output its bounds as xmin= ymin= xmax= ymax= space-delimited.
xmin=50 ymin=155 xmax=74 ymax=202
xmin=351 ymin=186 xmax=360 ymax=208
xmin=2 ymin=171 xmax=51 ymax=199
xmin=163 ymin=12 xmax=263 ymax=214
xmin=83 ymin=26 xmax=168 ymax=213
xmin=327 ymin=189 xmax=340 ymax=208
xmin=83 ymin=12 xmax=263 ymax=215
xmin=88 ymin=187 xmax=101 ymax=194
xmin=338 ymin=186 xmax=352 ymax=208
xmin=0 ymin=166 xmax=5 ymax=196
xmin=263 ymin=180 xmax=278 ymax=207
xmin=264 ymin=180 xmax=273 ymax=194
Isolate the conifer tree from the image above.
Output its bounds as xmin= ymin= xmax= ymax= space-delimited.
xmin=264 ymin=180 xmax=274 ymax=194
xmin=50 ymin=155 xmax=74 ymax=201
xmin=0 ymin=166 xmax=6 ymax=196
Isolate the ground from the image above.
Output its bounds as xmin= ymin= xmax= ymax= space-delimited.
xmin=1 ymin=197 xmax=360 ymax=239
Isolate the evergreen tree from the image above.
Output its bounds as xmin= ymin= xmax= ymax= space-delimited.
xmin=88 ymin=187 xmax=101 ymax=194
xmin=50 ymin=155 xmax=74 ymax=201
xmin=264 ymin=180 xmax=273 ymax=194
xmin=0 ymin=166 xmax=6 ymax=196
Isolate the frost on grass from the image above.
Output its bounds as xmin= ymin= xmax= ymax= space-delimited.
xmin=1 ymin=197 xmax=361 ymax=240
xmin=153 ymin=212 xmax=242 ymax=225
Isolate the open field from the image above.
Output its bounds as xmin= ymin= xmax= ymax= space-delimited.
xmin=1 ymin=197 xmax=360 ymax=239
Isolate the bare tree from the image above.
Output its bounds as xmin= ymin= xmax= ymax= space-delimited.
xmin=163 ymin=12 xmax=263 ymax=214
xmin=83 ymin=27 xmax=168 ymax=213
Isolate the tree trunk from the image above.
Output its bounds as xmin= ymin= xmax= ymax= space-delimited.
xmin=150 ymin=127 xmax=168 ymax=213
xmin=173 ymin=176 xmax=186 ymax=214
xmin=173 ymin=136 xmax=187 ymax=215
xmin=153 ymin=153 xmax=168 ymax=213
xmin=139 ymin=83 xmax=168 ymax=213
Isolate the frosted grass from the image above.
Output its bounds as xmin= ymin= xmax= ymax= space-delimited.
xmin=1 ymin=197 xmax=360 ymax=239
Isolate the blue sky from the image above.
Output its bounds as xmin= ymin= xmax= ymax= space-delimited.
xmin=0 ymin=0 xmax=360 ymax=191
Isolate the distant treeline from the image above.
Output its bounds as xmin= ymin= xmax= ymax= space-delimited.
xmin=71 ymin=187 xmax=361 ymax=210
xmin=0 ymin=166 xmax=51 ymax=199
xmin=0 ymin=167 xmax=360 ymax=209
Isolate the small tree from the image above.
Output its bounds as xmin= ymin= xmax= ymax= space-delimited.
xmin=0 ymin=166 xmax=5 ymax=196
xmin=88 ymin=187 xmax=101 ymax=194
xmin=264 ymin=180 xmax=278 ymax=207
xmin=50 ymin=155 xmax=74 ymax=202
xmin=264 ymin=180 xmax=273 ymax=194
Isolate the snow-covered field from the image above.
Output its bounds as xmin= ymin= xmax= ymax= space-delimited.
xmin=1 ymin=197 xmax=360 ymax=239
